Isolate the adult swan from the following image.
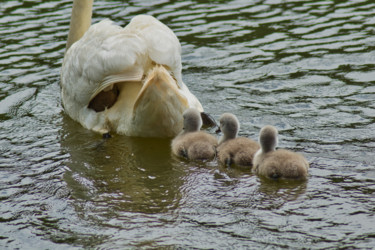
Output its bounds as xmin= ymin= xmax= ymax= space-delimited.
xmin=61 ymin=0 xmax=205 ymax=137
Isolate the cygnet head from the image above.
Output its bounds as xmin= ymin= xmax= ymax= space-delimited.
xmin=218 ymin=113 xmax=239 ymax=142
xmin=183 ymin=108 xmax=203 ymax=133
xmin=259 ymin=125 xmax=278 ymax=153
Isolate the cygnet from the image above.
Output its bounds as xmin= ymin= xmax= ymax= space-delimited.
xmin=253 ymin=125 xmax=309 ymax=179
xmin=216 ymin=113 xmax=260 ymax=167
xmin=171 ymin=108 xmax=218 ymax=161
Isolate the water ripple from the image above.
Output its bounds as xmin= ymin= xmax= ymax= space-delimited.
xmin=1 ymin=0 xmax=375 ymax=248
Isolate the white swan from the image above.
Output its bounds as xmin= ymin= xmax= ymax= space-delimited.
xmin=60 ymin=0 xmax=203 ymax=137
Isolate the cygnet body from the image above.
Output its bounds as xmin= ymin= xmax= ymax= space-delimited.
xmin=253 ymin=125 xmax=309 ymax=179
xmin=171 ymin=108 xmax=218 ymax=161
xmin=217 ymin=113 xmax=260 ymax=167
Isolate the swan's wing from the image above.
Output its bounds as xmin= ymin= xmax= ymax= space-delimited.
xmin=88 ymin=69 xmax=143 ymax=103
xmin=61 ymin=19 xmax=147 ymax=117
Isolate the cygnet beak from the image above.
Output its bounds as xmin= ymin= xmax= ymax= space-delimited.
xmin=215 ymin=127 xmax=221 ymax=134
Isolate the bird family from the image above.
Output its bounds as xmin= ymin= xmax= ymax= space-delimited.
xmin=61 ymin=1 xmax=309 ymax=180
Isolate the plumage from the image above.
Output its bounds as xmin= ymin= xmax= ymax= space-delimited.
xmin=61 ymin=1 xmax=203 ymax=137
xmin=253 ymin=125 xmax=309 ymax=179
xmin=217 ymin=113 xmax=260 ymax=167
xmin=171 ymin=108 xmax=218 ymax=161
xmin=217 ymin=137 xmax=260 ymax=167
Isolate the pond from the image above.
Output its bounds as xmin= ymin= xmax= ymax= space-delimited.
xmin=1 ymin=0 xmax=375 ymax=248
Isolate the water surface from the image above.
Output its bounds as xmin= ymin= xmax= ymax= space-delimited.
xmin=1 ymin=0 xmax=375 ymax=248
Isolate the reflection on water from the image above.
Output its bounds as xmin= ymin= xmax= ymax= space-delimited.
xmin=257 ymin=177 xmax=308 ymax=202
xmin=61 ymin=115 xmax=184 ymax=214
xmin=1 ymin=0 xmax=375 ymax=248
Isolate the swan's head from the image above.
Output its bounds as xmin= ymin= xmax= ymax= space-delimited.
xmin=182 ymin=108 xmax=203 ymax=133
xmin=259 ymin=125 xmax=278 ymax=153
xmin=217 ymin=113 xmax=239 ymax=143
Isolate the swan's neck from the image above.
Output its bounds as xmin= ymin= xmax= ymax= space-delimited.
xmin=66 ymin=0 xmax=93 ymax=51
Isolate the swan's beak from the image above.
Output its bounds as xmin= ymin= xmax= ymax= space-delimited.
xmin=131 ymin=65 xmax=189 ymax=137
xmin=200 ymin=112 xmax=218 ymax=129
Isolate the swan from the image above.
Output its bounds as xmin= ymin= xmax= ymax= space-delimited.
xmin=253 ymin=125 xmax=309 ymax=179
xmin=216 ymin=113 xmax=260 ymax=167
xmin=171 ymin=108 xmax=218 ymax=161
xmin=60 ymin=0 xmax=205 ymax=137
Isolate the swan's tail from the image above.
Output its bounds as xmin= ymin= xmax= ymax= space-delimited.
xmin=131 ymin=65 xmax=189 ymax=137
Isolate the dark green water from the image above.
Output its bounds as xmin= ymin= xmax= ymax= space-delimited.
xmin=1 ymin=0 xmax=375 ymax=248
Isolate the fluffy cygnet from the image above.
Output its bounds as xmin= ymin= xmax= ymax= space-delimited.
xmin=253 ymin=125 xmax=309 ymax=179
xmin=216 ymin=113 xmax=260 ymax=167
xmin=171 ymin=108 xmax=218 ymax=161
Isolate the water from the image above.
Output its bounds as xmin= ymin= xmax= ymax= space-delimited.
xmin=1 ymin=0 xmax=375 ymax=248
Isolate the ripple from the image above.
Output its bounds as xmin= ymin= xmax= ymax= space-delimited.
xmin=0 ymin=88 xmax=36 ymax=116
xmin=1 ymin=0 xmax=375 ymax=248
